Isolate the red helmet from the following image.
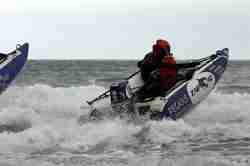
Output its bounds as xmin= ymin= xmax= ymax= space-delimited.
xmin=153 ymin=39 xmax=171 ymax=55
xmin=156 ymin=39 xmax=171 ymax=53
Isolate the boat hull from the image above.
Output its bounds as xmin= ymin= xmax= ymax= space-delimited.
xmin=0 ymin=43 xmax=29 ymax=93
xmin=160 ymin=52 xmax=228 ymax=120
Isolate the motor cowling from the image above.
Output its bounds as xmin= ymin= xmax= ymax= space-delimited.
xmin=110 ymin=80 xmax=129 ymax=104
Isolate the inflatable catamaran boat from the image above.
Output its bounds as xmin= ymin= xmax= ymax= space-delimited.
xmin=81 ymin=48 xmax=229 ymax=122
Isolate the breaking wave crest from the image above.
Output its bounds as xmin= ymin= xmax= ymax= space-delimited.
xmin=0 ymin=84 xmax=250 ymax=165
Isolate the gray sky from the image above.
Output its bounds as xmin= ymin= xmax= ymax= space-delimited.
xmin=0 ymin=0 xmax=249 ymax=60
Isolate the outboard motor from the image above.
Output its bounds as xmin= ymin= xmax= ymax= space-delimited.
xmin=110 ymin=80 xmax=129 ymax=104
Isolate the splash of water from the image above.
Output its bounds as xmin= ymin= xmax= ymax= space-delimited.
xmin=0 ymin=84 xmax=249 ymax=165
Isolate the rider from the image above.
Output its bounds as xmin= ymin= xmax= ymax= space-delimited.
xmin=137 ymin=39 xmax=177 ymax=100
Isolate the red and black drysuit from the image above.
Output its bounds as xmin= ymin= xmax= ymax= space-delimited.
xmin=137 ymin=44 xmax=177 ymax=100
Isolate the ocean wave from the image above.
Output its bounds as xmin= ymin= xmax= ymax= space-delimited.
xmin=217 ymin=84 xmax=250 ymax=94
xmin=0 ymin=84 xmax=249 ymax=159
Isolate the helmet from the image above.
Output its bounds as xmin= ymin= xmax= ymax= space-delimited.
xmin=156 ymin=39 xmax=171 ymax=54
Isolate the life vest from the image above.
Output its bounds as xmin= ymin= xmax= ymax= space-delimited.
xmin=160 ymin=55 xmax=177 ymax=91
xmin=139 ymin=45 xmax=166 ymax=81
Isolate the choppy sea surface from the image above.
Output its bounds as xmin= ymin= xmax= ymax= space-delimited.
xmin=0 ymin=60 xmax=250 ymax=166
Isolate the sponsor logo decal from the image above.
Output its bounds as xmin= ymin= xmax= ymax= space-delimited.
xmin=187 ymin=72 xmax=215 ymax=104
